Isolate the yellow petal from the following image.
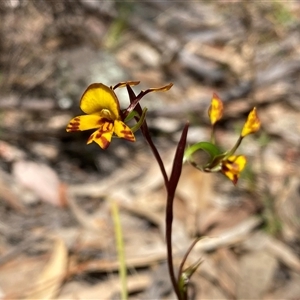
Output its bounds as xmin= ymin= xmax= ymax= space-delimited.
xmin=114 ymin=120 xmax=135 ymax=142
xmin=208 ymin=93 xmax=224 ymax=125
xmin=221 ymin=155 xmax=246 ymax=185
xmin=80 ymin=83 xmax=120 ymax=119
xmin=87 ymin=122 xmax=114 ymax=149
xmin=241 ymin=107 xmax=260 ymax=137
xmin=66 ymin=115 xmax=103 ymax=132
xmin=144 ymin=83 xmax=173 ymax=93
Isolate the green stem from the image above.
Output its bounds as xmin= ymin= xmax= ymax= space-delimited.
xmin=111 ymin=200 xmax=127 ymax=300
xmin=227 ymin=135 xmax=243 ymax=157
xmin=210 ymin=124 xmax=216 ymax=144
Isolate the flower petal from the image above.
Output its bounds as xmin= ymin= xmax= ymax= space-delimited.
xmin=114 ymin=120 xmax=135 ymax=142
xmin=113 ymin=81 xmax=140 ymax=89
xmin=241 ymin=107 xmax=260 ymax=137
xmin=221 ymin=155 xmax=246 ymax=185
xmin=80 ymin=83 xmax=120 ymax=119
xmin=87 ymin=122 xmax=114 ymax=149
xmin=208 ymin=93 xmax=223 ymax=125
xmin=66 ymin=115 xmax=103 ymax=132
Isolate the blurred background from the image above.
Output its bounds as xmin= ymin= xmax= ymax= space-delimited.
xmin=1 ymin=1 xmax=300 ymax=299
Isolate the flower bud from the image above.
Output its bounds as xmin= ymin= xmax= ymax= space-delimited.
xmin=241 ymin=107 xmax=260 ymax=137
xmin=208 ymin=93 xmax=224 ymax=125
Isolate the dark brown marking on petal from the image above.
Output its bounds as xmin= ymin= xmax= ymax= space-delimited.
xmin=232 ymin=175 xmax=238 ymax=185
xmin=66 ymin=121 xmax=80 ymax=132
xmin=121 ymin=129 xmax=132 ymax=134
xmin=221 ymin=164 xmax=229 ymax=173
xmin=67 ymin=128 xmax=79 ymax=132
xmin=96 ymin=132 xmax=102 ymax=139
xmin=121 ymin=130 xmax=133 ymax=136
xmin=100 ymin=136 xmax=110 ymax=149
xmin=123 ymin=132 xmax=135 ymax=141
xmin=66 ymin=117 xmax=81 ymax=132
xmin=97 ymin=118 xmax=105 ymax=125
xmin=102 ymin=122 xmax=113 ymax=132
xmin=97 ymin=118 xmax=111 ymax=125
xmin=96 ymin=121 xmax=114 ymax=136
xmin=116 ymin=123 xmax=133 ymax=141
xmin=70 ymin=121 xmax=80 ymax=126
xmin=87 ymin=131 xmax=111 ymax=149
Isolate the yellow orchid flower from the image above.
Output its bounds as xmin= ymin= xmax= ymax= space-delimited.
xmin=208 ymin=93 xmax=223 ymax=125
xmin=66 ymin=83 xmax=135 ymax=149
xmin=221 ymin=155 xmax=246 ymax=185
xmin=241 ymin=107 xmax=260 ymax=137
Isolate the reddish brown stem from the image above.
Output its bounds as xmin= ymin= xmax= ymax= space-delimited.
xmin=125 ymin=84 xmax=189 ymax=300
xmin=166 ymin=122 xmax=189 ymax=300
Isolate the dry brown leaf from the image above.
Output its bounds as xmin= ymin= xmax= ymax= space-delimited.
xmin=237 ymin=251 xmax=277 ymax=299
xmin=24 ymin=236 xmax=68 ymax=300
xmin=67 ymin=191 xmax=109 ymax=232
xmin=276 ymin=176 xmax=300 ymax=241
xmin=198 ymin=198 xmax=257 ymax=236
xmin=12 ymin=160 xmax=66 ymax=207
xmin=194 ymin=216 xmax=262 ymax=253
xmin=177 ymin=165 xmax=214 ymax=236
xmin=0 ymin=140 xmax=26 ymax=162
xmin=57 ymin=273 xmax=150 ymax=300
xmin=70 ymin=251 xmax=167 ymax=276
xmin=0 ymin=169 xmax=26 ymax=212
xmin=265 ymin=272 xmax=300 ymax=299
xmin=241 ymin=231 xmax=300 ymax=273
xmin=210 ymin=248 xmax=239 ymax=298
xmin=260 ymin=102 xmax=300 ymax=144
xmin=0 ymin=254 xmax=46 ymax=298
xmin=194 ymin=271 xmax=228 ymax=300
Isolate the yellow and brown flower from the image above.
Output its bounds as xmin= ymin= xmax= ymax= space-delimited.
xmin=66 ymin=83 xmax=135 ymax=149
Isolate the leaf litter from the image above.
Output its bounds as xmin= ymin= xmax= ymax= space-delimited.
xmin=1 ymin=1 xmax=300 ymax=299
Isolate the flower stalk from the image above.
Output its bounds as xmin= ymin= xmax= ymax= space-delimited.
xmin=66 ymin=83 xmax=261 ymax=300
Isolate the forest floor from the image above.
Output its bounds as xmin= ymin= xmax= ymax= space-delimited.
xmin=1 ymin=1 xmax=300 ymax=299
